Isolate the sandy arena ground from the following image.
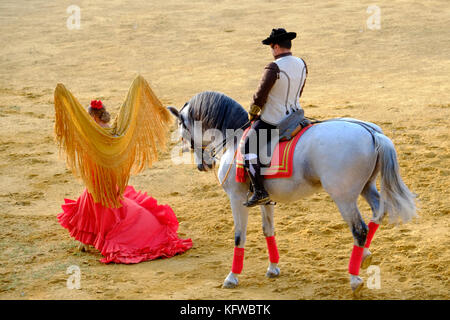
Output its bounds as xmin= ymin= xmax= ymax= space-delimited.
xmin=0 ymin=0 xmax=449 ymax=299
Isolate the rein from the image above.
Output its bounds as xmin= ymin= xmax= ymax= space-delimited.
xmin=200 ymin=120 xmax=251 ymax=187
xmin=209 ymin=120 xmax=251 ymax=159
xmin=213 ymin=147 xmax=239 ymax=186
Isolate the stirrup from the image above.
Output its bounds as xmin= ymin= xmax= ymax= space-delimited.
xmin=243 ymin=192 xmax=271 ymax=207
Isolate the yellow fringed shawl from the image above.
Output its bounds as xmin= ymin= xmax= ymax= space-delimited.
xmin=54 ymin=75 xmax=171 ymax=208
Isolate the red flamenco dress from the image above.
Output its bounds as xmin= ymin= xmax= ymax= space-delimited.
xmin=57 ymin=186 xmax=192 ymax=264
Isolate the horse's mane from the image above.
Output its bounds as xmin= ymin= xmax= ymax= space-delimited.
xmin=185 ymin=91 xmax=248 ymax=132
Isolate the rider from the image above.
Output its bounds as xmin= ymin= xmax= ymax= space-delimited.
xmin=243 ymin=28 xmax=308 ymax=207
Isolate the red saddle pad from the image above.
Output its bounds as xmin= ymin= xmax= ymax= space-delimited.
xmin=236 ymin=124 xmax=313 ymax=182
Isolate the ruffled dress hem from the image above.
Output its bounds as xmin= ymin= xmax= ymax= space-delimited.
xmin=57 ymin=186 xmax=192 ymax=264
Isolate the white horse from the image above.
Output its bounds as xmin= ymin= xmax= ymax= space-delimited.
xmin=168 ymin=91 xmax=417 ymax=295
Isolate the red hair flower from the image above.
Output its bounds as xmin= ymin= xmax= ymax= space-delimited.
xmin=90 ymin=100 xmax=103 ymax=109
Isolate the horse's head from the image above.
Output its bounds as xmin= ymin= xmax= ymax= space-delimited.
xmin=168 ymin=104 xmax=216 ymax=172
xmin=168 ymin=92 xmax=248 ymax=172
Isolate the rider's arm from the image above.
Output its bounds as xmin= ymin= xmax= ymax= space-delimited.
xmin=251 ymin=62 xmax=280 ymax=110
xmin=298 ymin=59 xmax=308 ymax=99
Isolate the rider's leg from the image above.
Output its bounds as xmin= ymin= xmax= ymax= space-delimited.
xmin=243 ymin=157 xmax=270 ymax=207
xmin=242 ymin=119 xmax=274 ymax=207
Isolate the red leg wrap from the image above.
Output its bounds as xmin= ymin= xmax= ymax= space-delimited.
xmin=231 ymin=247 xmax=245 ymax=274
xmin=348 ymin=245 xmax=364 ymax=275
xmin=364 ymin=221 xmax=380 ymax=248
xmin=265 ymin=236 xmax=279 ymax=264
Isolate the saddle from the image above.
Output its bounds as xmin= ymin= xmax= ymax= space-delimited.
xmin=236 ymin=110 xmax=314 ymax=182
xmin=259 ymin=109 xmax=312 ymax=167
xmin=236 ymin=124 xmax=313 ymax=181
xmin=278 ymin=108 xmax=312 ymax=141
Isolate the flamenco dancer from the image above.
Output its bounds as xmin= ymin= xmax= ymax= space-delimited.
xmin=53 ymin=75 xmax=192 ymax=264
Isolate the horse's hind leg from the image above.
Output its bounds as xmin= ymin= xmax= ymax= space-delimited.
xmin=335 ymin=200 xmax=368 ymax=295
xmin=360 ymin=182 xmax=383 ymax=269
xmin=260 ymin=204 xmax=280 ymax=278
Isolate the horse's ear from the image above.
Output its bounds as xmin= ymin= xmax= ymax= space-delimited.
xmin=167 ymin=106 xmax=180 ymax=119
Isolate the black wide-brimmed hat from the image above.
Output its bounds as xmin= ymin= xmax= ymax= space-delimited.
xmin=262 ymin=28 xmax=297 ymax=45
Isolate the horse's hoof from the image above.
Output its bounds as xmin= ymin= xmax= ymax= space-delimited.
xmin=361 ymin=252 xmax=373 ymax=269
xmin=266 ymin=267 xmax=280 ymax=278
xmin=350 ymin=276 xmax=364 ymax=298
xmin=222 ymin=273 xmax=239 ymax=289
xmin=352 ymin=281 xmax=364 ymax=298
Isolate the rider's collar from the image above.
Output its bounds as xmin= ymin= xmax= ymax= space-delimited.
xmin=274 ymin=52 xmax=292 ymax=60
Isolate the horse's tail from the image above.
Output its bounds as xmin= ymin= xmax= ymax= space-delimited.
xmin=373 ymin=133 xmax=417 ymax=224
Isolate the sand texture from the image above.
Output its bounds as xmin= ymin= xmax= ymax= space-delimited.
xmin=0 ymin=0 xmax=449 ymax=299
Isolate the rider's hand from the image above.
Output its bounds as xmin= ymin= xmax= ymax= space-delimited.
xmin=248 ymin=104 xmax=261 ymax=122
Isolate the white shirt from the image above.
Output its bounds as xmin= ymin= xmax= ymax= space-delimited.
xmin=260 ymin=55 xmax=307 ymax=125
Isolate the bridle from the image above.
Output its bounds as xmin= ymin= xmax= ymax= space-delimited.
xmin=178 ymin=107 xmax=251 ymax=185
xmin=179 ymin=101 xmax=250 ymax=158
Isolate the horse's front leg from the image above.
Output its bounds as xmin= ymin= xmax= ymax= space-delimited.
xmin=260 ymin=204 xmax=280 ymax=278
xmin=223 ymin=195 xmax=249 ymax=289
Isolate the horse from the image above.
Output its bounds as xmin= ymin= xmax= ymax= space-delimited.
xmin=167 ymin=91 xmax=417 ymax=295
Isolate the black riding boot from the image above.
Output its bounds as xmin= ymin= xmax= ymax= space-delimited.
xmin=243 ymin=161 xmax=270 ymax=207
